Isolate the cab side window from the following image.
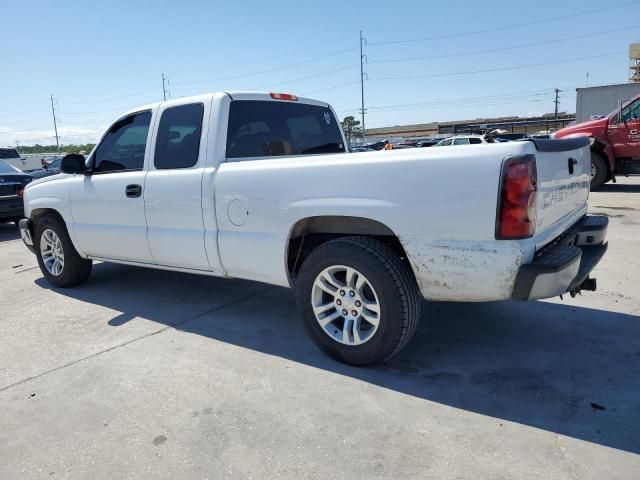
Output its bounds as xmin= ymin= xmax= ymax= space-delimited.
xmin=93 ymin=111 xmax=151 ymax=173
xmin=154 ymin=103 xmax=204 ymax=169
xmin=621 ymin=99 xmax=640 ymax=122
xmin=453 ymin=138 xmax=470 ymax=145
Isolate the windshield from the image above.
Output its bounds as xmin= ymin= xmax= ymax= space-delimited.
xmin=0 ymin=159 xmax=21 ymax=173
xmin=0 ymin=148 xmax=21 ymax=159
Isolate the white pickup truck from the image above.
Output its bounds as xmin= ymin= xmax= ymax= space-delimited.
xmin=19 ymin=91 xmax=609 ymax=365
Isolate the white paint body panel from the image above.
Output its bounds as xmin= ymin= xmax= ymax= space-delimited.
xmin=22 ymin=92 xmax=591 ymax=302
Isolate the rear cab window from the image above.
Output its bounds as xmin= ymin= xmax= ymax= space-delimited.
xmin=226 ymin=100 xmax=345 ymax=159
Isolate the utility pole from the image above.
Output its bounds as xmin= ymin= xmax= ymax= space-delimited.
xmin=14 ymin=140 xmax=20 ymax=152
xmin=162 ymin=73 xmax=168 ymax=101
xmin=50 ymin=94 xmax=60 ymax=154
xmin=359 ymin=30 xmax=367 ymax=144
xmin=553 ymin=88 xmax=562 ymax=122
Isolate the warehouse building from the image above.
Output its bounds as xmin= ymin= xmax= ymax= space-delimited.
xmin=575 ymin=82 xmax=640 ymax=123
xmin=364 ymin=113 xmax=575 ymax=141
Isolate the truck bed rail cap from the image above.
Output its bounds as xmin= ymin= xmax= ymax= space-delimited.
xmin=519 ymin=137 xmax=590 ymax=152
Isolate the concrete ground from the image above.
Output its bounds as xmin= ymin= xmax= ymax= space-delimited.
xmin=0 ymin=178 xmax=639 ymax=480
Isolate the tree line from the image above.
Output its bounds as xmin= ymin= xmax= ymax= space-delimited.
xmin=17 ymin=144 xmax=96 ymax=155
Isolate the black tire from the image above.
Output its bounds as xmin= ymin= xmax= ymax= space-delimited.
xmin=34 ymin=214 xmax=92 ymax=288
xmin=295 ymin=236 xmax=421 ymax=366
xmin=590 ymin=151 xmax=608 ymax=190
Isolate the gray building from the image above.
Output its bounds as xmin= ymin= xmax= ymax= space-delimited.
xmin=575 ymin=83 xmax=640 ymax=123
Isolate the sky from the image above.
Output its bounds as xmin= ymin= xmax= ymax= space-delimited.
xmin=0 ymin=0 xmax=638 ymax=146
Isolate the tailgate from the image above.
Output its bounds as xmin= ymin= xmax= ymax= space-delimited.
xmin=528 ymin=138 xmax=591 ymax=248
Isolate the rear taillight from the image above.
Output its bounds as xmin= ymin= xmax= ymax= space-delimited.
xmin=270 ymin=92 xmax=298 ymax=101
xmin=17 ymin=188 xmax=24 ymax=198
xmin=496 ymin=154 xmax=537 ymax=239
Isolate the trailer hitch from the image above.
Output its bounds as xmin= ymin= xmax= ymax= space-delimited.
xmin=569 ymin=277 xmax=597 ymax=298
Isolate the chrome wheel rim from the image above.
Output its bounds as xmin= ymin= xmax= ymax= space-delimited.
xmin=311 ymin=265 xmax=381 ymax=346
xmin=40 ymin=228 xmax=64 ymax=276
xmin=591 ymin=161 xmax=596 ymax=179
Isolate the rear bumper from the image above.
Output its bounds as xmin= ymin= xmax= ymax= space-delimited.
xmin=512 ymin=215 xmax=608 ymax=300
xmin=18 ymin=218 xmax=35 ymax=254
xmin=0 ymin=197 xmax=24 ymax=220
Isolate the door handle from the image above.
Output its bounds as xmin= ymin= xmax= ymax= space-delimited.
xmin=125 ymin=184 xmax=142 ymax=198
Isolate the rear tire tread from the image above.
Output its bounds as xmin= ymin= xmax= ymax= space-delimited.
xmin=297 ymin=235 xmax=421 ymax=365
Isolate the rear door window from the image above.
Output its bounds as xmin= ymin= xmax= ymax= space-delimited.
xmin=226 ymin=100 xmax=345 ymax=159
xmin=468 ymin=137 xmax=483 ymax=144
xmin=154 ymin=103 xmax=204 ymax=169
xmin=453 ymin=138 xmax=470 ymax=145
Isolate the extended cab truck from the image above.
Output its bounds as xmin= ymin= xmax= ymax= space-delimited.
xmin=19 ymin=92 xmax=609 ymax=366
xmin=554 ymin=93 xmax=640 ymax=189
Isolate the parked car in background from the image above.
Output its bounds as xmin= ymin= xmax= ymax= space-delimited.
xmin=0 ymin=159 xmax=32 ymax=225
xmin=434 ymin=135 xmax=489 ymax=146
xmin=416 ymin=138 xmax=440 ymax=147
xmin=29 ymin=157 xmax=64 ymax=179
xmin=0 ymin=148 xmax=42 ymax=172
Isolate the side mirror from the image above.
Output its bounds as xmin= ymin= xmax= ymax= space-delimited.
xmin=60 ymin=154 xmax=89 ymax=174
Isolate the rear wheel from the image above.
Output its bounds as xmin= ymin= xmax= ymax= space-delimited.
xmin=34 ymin=214 xmax=92 ymax=288
xmin=590 ymin=150 xmax=608 ymax=190
xmin=295 ymin=236 xmax=421 ymax=366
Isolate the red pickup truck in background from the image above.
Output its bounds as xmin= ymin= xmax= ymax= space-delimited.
xmin=554 ymin=93 xmax=640 ymax=189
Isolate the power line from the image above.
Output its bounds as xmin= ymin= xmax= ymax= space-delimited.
xmin=370 ymin=25 xmax=639 ymax=64
xmin=62 ymin=100 xmax=160 ymax=115
xmin=301 ymin=80 xmax=361 ymax=95
xmin=63 ymin=87 xmax=161 ymax=105
xmin=173 ymin=47 xmax=358 ymax=87
xmin=0 ymin=114 xmax=57 ymax=126
xmin=372 ymin=52 xmax=625 ymax=81
xmin=0 ymin=106 xmax=50 ymax=117
xmin=339 ymin=92 xmax=556 ymax=114
xmin=369 ymin=1 xmax=640 ymax=45
xmin=246 ymin=64 xmax=358 ymax=91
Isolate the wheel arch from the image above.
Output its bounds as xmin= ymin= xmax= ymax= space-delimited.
xmin=30 ymin=207 xmax=86 ymax=258
xmin=285 ymin=215 xmax=415 ymax=286
xmin=591 ymin=138 xmax=616 ymax=180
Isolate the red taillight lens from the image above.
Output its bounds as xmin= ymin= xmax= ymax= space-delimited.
xmin=270 ymin=92 xmax=298 ymax=101
xmin=496 ymin=154 xmax=537 ymax=239
xmin=17 ymin=188 xmax=25 ymax=198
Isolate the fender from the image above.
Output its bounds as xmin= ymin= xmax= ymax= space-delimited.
xmin=560 ymin=132 xmax=616 ymax=182
xmin=25 ymin=197 xmax=87 ymax=259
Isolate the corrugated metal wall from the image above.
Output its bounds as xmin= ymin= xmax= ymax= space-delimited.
xmin=576 ymin=83 xmax=640 ymax=122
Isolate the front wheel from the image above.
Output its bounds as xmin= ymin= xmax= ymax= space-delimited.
xmin=295 ymin=236 xmax=421 ymax=366
xmin=34 ymin=214 xmax=92 ymax=288
xmin=590 ymin=151 xmax=608 ymax=190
